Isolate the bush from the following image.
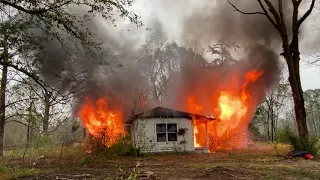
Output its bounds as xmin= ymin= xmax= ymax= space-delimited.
xmin=276 ymin=127 xmax=320 ymax=156
xmin=93 ymin=136 xmax=140 ymax=158
xmin=85 ymin=134 xmax=140 ymax=157
xmin=108 ymin=136 xmax=140 ymax=157
xmin=0 ymin=163 xmax=9 ymax=174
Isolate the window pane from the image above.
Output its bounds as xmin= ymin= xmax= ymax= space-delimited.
xmin=168 ymin=133 xmax=177 ymax=141
xmin=156 ymin=124 xmax=166 ymax=133
xmin=157 ymin=133 xmax=166 ymax=142
xmin=167 ymin=124 xmax=177 ymax=132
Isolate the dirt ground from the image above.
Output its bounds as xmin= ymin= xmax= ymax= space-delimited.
xmin=1 ymin=144 xmax=320 ymax=180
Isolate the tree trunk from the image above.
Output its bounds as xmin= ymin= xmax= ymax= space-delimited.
xmin=270 ymin=99 xmax=275 ymax=142
xmin=43 ymin=92 xmax=50 ymax=135
xmin=83 ymin=128 xmax=86 ymax=139
xmin=27 ymin=120 xmax=30 ymax=142
xmin=267 ymin=111 xmax=270 ymax=140
xmin=312 ymin=109 xmax=317 ymax=136
xmin=0 ymin=33 xmax=9 ymax=157
xmin=285 ymin=2 xmax=308 ymax=137
xmin=283 ymin=43 xmax=308 ymax=137
xmin=27 ymin=101 xmax=33 ymax=142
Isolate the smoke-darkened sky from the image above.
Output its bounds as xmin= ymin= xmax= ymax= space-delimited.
xmin=130 ymin=0 xmax=320 ymax=90
xmin=31 ymin=0 xmax=320 ymax=120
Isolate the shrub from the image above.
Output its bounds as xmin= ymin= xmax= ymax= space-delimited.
xmin=0 ymin=163 xmax=9 ymax=174
xmin=95 ymin=136 xmax=140 ymax=157
xmin=277 ymin=127 xmax=320 ymax=156
xmin=85 ymin=135 xmax=106 ymax=154
xmin=108 ymin=136 xmax=140 ymax=157
xmin=85 ymin=134 xmax=140 ymax=157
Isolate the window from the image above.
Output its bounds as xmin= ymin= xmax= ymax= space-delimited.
xmin=156 ymin=123 xmax=177 ymax=142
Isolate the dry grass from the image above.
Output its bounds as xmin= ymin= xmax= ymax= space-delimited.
xmin=1 ymin=143 xmax=320 ymax=180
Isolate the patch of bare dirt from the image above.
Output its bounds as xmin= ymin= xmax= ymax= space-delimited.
xmin=193 ymin=166 xmax=260 ymax=180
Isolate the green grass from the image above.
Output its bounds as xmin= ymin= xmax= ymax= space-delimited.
xmin=260 ymin=166 xmax=320 ymax=180
xmin=4 ymin=143 xmax=86 ymax=160
xmin=0 ymin=163 xmax=53 ymax=180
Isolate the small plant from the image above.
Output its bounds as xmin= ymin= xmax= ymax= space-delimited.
xmin=177 ymin=128 xmax=189 ymax=153
xmin=80 ymin=156 xmax=91 ymax=164
xmin=119 ymin=162 xmax=140 ymax=180
xmin=179 ymin=140 xmax=187 ymax=145
xmin=178 ymin=128 xmax=188 ymax=136
xmin=128 ymin=162 xmax=140 ymax=180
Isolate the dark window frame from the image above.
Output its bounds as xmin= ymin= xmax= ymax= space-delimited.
xmin=156 ymin=123 xmax=178 ymax=142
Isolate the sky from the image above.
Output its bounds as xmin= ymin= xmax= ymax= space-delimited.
xmin=117 ymin=0 xmax=320 ymax=91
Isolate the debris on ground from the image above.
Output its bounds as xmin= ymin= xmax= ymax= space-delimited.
xmin=138 ymin=171 xmax=155 ymax=180
xmin=288 ymin=150 xmax=313 ymax=160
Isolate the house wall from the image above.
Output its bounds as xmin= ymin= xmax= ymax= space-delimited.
xmin=131 ymin=117 xmax=195 ymax=153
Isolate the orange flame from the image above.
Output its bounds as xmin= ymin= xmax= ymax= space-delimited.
xmin=188 ymin=96 xmax=205 ymax=148
xmin=188 ymin=70 xmax=264 ymax=151
xmin=78 ymin=97 xmax=124 ymax=147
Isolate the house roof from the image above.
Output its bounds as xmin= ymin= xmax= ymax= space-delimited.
xmin=127 ymin=106 xmax=215 ymax=123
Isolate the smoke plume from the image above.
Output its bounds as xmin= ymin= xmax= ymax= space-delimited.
xmin=183 ymin=0 xmax=293 ymax=49
xmin=30 ymin=7 xmax=149 ymax=119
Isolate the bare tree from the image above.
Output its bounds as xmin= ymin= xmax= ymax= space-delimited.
xmin=228 ymin=0 xmax=316 ymax=137
xmin=137 ymin=28 xmax=183 ymax=104
xmin=251 ymin=77 xmax=290 ymax=141
xmin=265 ymin=80 xmax=290 ymax=141
xmin=208 ymin=40 xmax=239 ymax=65
xmin=304 ymin=89 xmax=320 ymax=137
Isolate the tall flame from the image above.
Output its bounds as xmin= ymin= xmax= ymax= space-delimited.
xmin=78 ymin=97 xmax=124 ymax=147
xmin=188 ymin=70 xmax=264 ymax=151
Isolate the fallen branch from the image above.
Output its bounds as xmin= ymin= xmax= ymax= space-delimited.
xmin=222 ymin=171 xmax=237 ymax=178
xmin=45 ymin=174 xmax=93 ymax=179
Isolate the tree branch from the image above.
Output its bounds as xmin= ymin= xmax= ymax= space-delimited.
xmin=261 ymin=0 xmax=282 ymax=27
xmin=297 ymin=0 xmax=315 ymax=29
xmin=0 ymin=0 xmax=73 ymax=15
xmin=5 ymin=97 xmax=39 ymax=108
xmin=0 ymin=59 xmax=47 ymax=91
xmin=5 ymin=114 xmax=26 ymax=121
xmin=227 ymin=0 xmax=265 ymax=15
xmin=5 ymin=119 xmax=41 ymax=131
xmin=47 ymin=117 xmax=69 ymax=134
xmin=278 ymin=0 xmax=287 ymax=33
xmin=227 ymin=0 xmax=279 ymax=29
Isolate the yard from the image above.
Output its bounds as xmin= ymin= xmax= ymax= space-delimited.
xmin=1 ymin=143 xmax=320 ymax=180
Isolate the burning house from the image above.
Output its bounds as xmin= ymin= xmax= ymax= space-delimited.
xmin=77 ymin=43 xmax=280 ymax=153
xmin=78 ymin=67 xmax=277 ymax=153
xmin=126 ymin=107 xmax=215 ymax=153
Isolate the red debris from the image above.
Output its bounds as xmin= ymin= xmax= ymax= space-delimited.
xmin=304 ymin=153 xmax=313 ymax=160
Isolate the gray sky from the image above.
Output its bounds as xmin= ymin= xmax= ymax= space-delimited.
xmin=123 ymin=0 xmax=320 ymax=91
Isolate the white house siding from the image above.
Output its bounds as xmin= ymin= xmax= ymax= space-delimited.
xmin=132 ymin=117 xmax=195 ymax=153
